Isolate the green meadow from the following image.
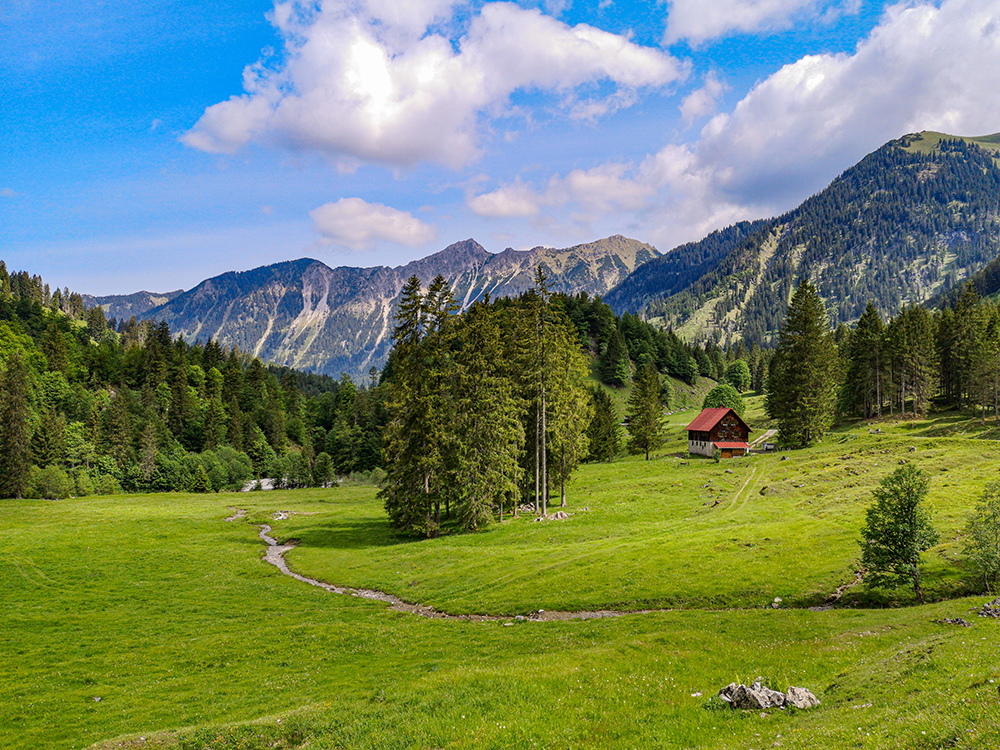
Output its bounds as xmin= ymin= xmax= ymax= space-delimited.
xmin=4 ymin=413 xmax=1000 ymax=749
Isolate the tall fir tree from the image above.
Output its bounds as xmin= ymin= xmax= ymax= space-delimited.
xmin=0 ymin=351 xmax=32 ymax=498
xmin=587 ymin=387 xmax=620 ymax=463
xmin=766 ymin=281 xmax=838 ymax=447
xmin=626 ymin=362 xmax=663 ymax=460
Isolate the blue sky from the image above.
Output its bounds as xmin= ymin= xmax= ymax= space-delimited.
xmin=2 ymin=0 xmax=999 ymax=295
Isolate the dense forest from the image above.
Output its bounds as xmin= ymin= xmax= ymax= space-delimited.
xmin=767 ymin=279 xmax=1000 ymax=447
xmin=0 ymin=259 xmax=733 ymax=506
xmin=0 ymin=261 xmax=384 ymax=500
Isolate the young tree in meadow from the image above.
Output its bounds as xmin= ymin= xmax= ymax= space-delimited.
xmin=626 ymin=362 xmax=663 ymax=460
xmin=587 ymin=387 xmax=620 ymax=463
xmin=0 ymin=351 xmax=32 ymax=498
xmin=963 ymin=481 xmax=1000 ymax=592
xmin=702 ymin=383 xmax=745 ymax=416
xmin=859 ymin=464 xmax=938 ymax=604
xmin=766 ymin=281 xmax=837 ymax=447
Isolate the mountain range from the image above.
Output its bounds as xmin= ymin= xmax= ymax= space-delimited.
xmin=115 ymin=235 xmax=657 ymax=377
xmin=84 ymin=130 xmax=1000 ymax=376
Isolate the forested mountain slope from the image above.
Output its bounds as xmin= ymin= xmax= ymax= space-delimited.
xmin=140 ymin=235 xmax=658 ymax=377
xmin=81 ymin=289 xmax=184 ymax=320
xmin=611 ymin=132 xmax=1000 ymax=344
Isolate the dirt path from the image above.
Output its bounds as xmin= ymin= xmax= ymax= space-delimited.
xmin=809 ymin=570 xmax=864 ymax=611
xmin=234 ymin=510 xmax=853 ymax=621
xmin=255 ymin=523 xmax=665 ymax=622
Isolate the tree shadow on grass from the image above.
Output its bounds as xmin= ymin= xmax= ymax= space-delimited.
xmin=899 ymin=411 xmax=1000 ymax=440
xmin=284 ymin=518 xmax=465 ymax=551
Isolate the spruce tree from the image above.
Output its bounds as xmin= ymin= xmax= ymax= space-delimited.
xmin=626 ymin=362 xmax=663 ymax=460
xmin=452 ymin=300 xmax=524 ymax=527
xmin=766 ymin=281 xmax=837 ymax=447
xmin=0 ymin=351 xmax=32 ymax=498
xmin=587 ymin=387 xmax=620 ymax=462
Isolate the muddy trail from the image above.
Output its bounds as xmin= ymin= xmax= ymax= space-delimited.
xmin=235 ymin=510 xmax=857 ymax=622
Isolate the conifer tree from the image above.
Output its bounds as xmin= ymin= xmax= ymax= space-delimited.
xmin=766 ymin=281 xmax=837 ymax=446
xmin=587 ymin=388 xmax=620 ymax=462
xmin=452 ymin=300 xmax=524 ymax=527
xmin=547 ymin=316 xmax=592 ymax=507
xmin=626 ymin=362 xmax=663 ymax=460
xmin=0 ymin=351 xmax=32 ymax=498
xmin=840 ymin=302 xmax=888 ymax=419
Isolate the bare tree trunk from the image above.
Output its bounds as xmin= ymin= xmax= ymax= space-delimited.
xmin=534 ymin=401 xmax=540 ymax=514
xmin=541 ymin=384 xmax=548 ymax=517
xmin=912 ymin=570 xmax=925 ymax=605
xmin=560 ymin=445 xmax=566 ymax=507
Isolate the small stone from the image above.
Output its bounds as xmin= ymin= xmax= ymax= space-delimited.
xmin=515 ymin=615 xmax=526 ymax=621
xmin=784 ymin=686 xmax=820 ymax=709
xmin=92 ymin=696 xmax=102 ymax=702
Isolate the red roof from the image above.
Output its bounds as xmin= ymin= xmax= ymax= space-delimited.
xmin=685 ymin=407 xmax=752 ymax=433
xmin=713 ymin=441 xmax=750 ymax=450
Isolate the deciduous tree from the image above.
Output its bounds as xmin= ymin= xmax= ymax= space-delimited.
xmin=859 ymin=464 xmax=938 ymax=604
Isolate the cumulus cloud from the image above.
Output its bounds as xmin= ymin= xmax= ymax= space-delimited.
xmin=183 ymin=0 xmax=683 ymax=168
xmin=309 ymin=197 xmax=437 ymax=250
xmin=679 ymin=72 xmax=726 ymax=123
xmin=690 ymin=0 xmax=1000 ymax=208
xmin=1 ymin=187 xmax=18 ymax=198
xmin=664 ymin=0 xmax=857 ymax=45
xmin=473 ymin=0 xmax=1000 ymax=250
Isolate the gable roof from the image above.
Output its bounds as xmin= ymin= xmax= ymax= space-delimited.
xmin=686 ymin=407 xmax=752 ymax=434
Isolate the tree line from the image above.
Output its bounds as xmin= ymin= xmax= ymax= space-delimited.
xmin=766 ymin=279 xmax=1000 ymax=447
xmin=0 ymin=261 xmax=384 ymax=499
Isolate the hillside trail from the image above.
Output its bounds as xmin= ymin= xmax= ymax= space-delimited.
xmin=235 ymin=510 xmax=855 ymax=621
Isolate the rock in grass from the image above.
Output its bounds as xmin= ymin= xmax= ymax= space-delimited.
xmin=718 ymin=680 xmax=819 ymax=710
xmin=784 ymin=686 xmax=820 ymax=709
xmin=978 ymin=597 xmax=1000 ymax=618
xmin=718 ymin=679 xmax=786 ymax=709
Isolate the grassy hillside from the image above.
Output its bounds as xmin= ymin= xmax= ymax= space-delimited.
xmin=4 ymin=419 xmax=1000 ymax=749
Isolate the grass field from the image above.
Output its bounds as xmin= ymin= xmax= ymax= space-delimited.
xmin=4 ymin=413 xmax=1000 ymax=749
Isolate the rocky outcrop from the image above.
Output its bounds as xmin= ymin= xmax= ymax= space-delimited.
xmin=718 ymin=679 xmax=819 ymax=710
xmin=978 ymin=597 xmax=1000 ymax=618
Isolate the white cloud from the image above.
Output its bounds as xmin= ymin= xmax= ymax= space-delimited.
xmin=679 ymin=72 xmax=726 ymax=123
xmin=309 ymin=197 xmax=438 ymax=250
xmin=183 ymin=0 xmax=684 ymax=168
xmin=471 ymin=0 xmax=1000 ymax=251
xmin=1 ymin=187 xmax=18 ymax=198
xmin=689 ymin=0 xmax=1000 ymax=208
xmin=664 ymin=0 xmax=857 ymax=45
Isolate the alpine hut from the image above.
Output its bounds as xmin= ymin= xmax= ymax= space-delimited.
xmin=685 ymin=407 xmax=752 ymax=458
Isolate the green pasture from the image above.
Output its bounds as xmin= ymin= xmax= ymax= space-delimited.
xmin=269 ymin=419 xmax=996 ymax=614
xmin=3 ymin=414 xmax=1000 ymax=749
